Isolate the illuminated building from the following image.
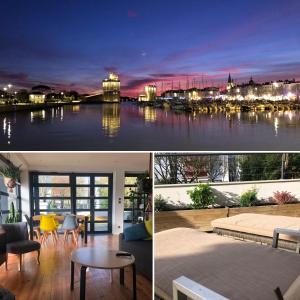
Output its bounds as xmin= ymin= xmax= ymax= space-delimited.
xmin=102 ymin=73 xmax=120 ymax=102
xmin=101 ymin=103 xmax=120 ymax=137
xmin=139 ymin=85 xmax=157 ymax=102
xmin=29 ymin=92 xmax=45 ymax=104
xmin=225 ymin=77 xmax=300 ymax=101
xmin=226 ymin=73 xmax=235 ymax=91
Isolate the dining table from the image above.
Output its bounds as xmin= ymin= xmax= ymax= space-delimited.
xmin=30 ymin=214 xmax=89 ymax=244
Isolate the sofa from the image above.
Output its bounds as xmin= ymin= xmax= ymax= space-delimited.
xmin=119 ymin=233 xmax=152 ymax=280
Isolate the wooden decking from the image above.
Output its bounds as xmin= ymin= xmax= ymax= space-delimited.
xmin=0 ymin=234 xmax=152 ymax=300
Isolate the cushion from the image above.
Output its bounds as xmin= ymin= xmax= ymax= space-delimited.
xmin=0 ymin=287 xmax=15 ymax=300
xmin=7 ymin=240 xmax=40 ymax=254
xmin=145 ymin=219 xmax=153 ymax=237
xmin=123 ymin=223 xmax=149 ymax=241
xmin=283 ymin=275 xmax=300 ymax=300
xmin=211 ymin=214 xmax=300 ymax=242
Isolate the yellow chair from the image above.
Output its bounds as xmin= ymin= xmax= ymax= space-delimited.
xmin=40 ymin=215 xmax=58 ymax=244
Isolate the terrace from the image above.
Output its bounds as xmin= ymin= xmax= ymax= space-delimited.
xmin=154 ymin=153 xmax=300 ymax=300
xmin=0 ymin=153 xmax=152 ymax=300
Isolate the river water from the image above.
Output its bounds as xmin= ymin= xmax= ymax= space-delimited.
xmin=0 ymin=103 xmax=299 ymax=150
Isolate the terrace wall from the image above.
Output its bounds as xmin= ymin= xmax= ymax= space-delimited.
xmin=155 ymin=179 xmax=300 ymax=207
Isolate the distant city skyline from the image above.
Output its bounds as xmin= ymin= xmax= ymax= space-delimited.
xmin=1 ymin=0 xmax=300 ymax=96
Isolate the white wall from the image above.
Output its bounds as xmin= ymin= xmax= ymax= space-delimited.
xmin=155 ymin=179 xmax=300 ymax=206
xmin=6 ymin=153 xmax=149 ymax=234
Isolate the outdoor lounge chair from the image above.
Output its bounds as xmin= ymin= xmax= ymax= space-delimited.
xmin=211 ymin=213 xmax=300 ymax=251
xmin=155 ymin=227 xmax=300 ymax=300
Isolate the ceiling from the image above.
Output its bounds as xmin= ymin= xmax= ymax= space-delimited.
xmin=4 ymin=153 xmax=151 ymax=173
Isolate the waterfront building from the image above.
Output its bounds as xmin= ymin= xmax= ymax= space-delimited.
xmin=161 ymin=87 xmax=219 ymax=101
xmin=138 ymin=85 xmax=157 ymax=102
xmin=224 ymin=78 xmax=300 ymax=101
xmin=102 ymin=73 xmax=120 ymax=102
xmin=29 ymin=91 xmax=45 ymax=104
xmin=145 ymin=85 xmax=157 ymax=101
xmin=161 ymin=89 xmax=186 ymax=100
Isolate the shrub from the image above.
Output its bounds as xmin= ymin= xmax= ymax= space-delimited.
xmin=270 ymin=191 xmax=296 ymax=205
xmin=239 ymin=188 xmax=258 ymax=207
xmin=154 ymin=194 xmax=171 ymax=212
xmin=187 ymin=184 xmax=215 ymax=209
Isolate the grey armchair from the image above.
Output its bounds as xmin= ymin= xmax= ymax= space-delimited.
xmin=0 ymin=222 xmax=41 ymax=271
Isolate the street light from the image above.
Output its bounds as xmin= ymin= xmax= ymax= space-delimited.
xmin=7 ymin=84 xmax=12 ymax=89
xmin=3 ymin=87 xmax=7 ymax=91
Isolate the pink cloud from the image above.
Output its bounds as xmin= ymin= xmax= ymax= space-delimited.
xmin=128 ymin=10 xmax=137 ymax=17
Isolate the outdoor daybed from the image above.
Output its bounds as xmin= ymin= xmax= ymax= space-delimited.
xmin=211 ymin=213 xmax=300 ymax=251
xmin=155 ymin=227 xmax=300 ymax=300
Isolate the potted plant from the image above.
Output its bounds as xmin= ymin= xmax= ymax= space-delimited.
xmin=0 ymin=164 xmax=21 ymax=192
xmin=5 ymin=202 xmax=21 ymax=223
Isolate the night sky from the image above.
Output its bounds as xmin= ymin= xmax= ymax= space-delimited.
xmin=1 ymin=0 xmax=300 ymax=96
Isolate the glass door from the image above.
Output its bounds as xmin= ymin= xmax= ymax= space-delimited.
xmin=30 ymin=172 xmax=113 ymax=234
xmin=75 ymin=174 xmax=112 ymax=233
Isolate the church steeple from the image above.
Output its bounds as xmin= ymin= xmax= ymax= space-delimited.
xmin=249 ymin=76 xmax=255 ymax=85
xmin=227 ymin=73 xmax=234 ymax=90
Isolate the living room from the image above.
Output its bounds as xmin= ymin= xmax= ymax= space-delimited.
xmin=0 ymin=152 xmax=152 ymax=300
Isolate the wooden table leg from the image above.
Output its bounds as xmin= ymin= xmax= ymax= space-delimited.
xmin=120 ymin=268 xmax=124 ymax=285
xmin=70 ymin=261 xmax=74 ymax=290
xmin=132 ymin=263 xmax=136 ymax=300
xmin=80 ymin=266 xmax=87 ymax=300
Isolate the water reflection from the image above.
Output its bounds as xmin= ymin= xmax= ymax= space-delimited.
xmin=101 ymin=103 xmax=120 ymax=137
xmin=1 ymin=103 xmax=300 ymax=150
xmin=30 ymin=110 xmax=46 ymax=122
xmin=72 ymin=105 xmax=80 ymax=113
xmin=144 ymin=106 xmax=157 ymax=123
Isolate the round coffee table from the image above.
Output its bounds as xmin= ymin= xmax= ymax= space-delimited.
xmin=70 ymin=247 xmax=136 ymax=300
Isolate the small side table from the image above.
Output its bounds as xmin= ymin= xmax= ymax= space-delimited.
xmin=272 ymin=228 xmax=300 ymax=253
xmin=70 ymin=247 xmax=136 ymax=300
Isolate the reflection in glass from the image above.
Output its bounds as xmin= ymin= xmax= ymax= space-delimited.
xmin=39 ymin=199 xmax=71 ymax=210
xmin=95 ymin=176 xmax=109 ymax=185
xmin=124 ymin=176 xmax=138 ymax=185
xmin=38 ymin=175 xmax=70 ymax=184
xmin=94 ymin=199 xmax=108 ymax=209
xmin=95 ymin=187 xmax=108 ymax=197
xmin=76 ymin=187 xmax=90 ymax=197
xmin=95 ymin=211 xmax=108 ymax=221
xmin=76 ymin=176 xmax=90 ymax=185
xmin=39 ymin=187 xmax=71 ymax=197
xmin=76 ymin=199 xmax=90 ymax=209
xmin=101 ymin=103 xmax=120 ymax=137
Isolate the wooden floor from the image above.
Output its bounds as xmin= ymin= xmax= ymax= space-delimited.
xmin=0 ymin=234 xmax=152 ymax=300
